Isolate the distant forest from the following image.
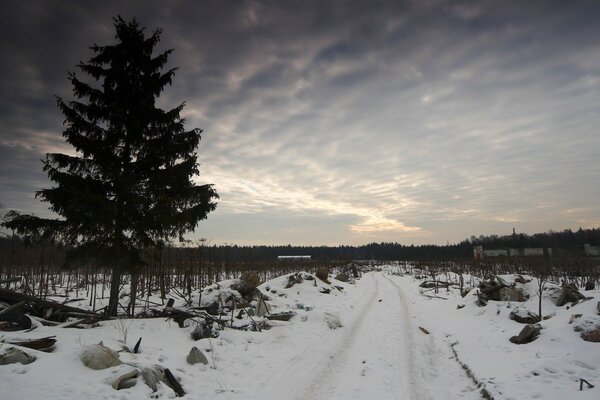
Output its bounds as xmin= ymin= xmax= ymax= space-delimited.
xmin=1 ymin=227 xmax=598 ymax=263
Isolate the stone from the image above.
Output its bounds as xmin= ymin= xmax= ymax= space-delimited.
xmin=581 ymin=326 xmax=600 ymax=342
xmin=585 ymin=281 xmax=595 ymax=291
xmin=256 ymin=296 xmax=271 ymax=317
xmin=186 ymin=347 xmax=209 ymax=365
xmin=110 ymin=366 xmax=139 ymax=390
xmin=285 ymin=273 xmax=304 ymax=289
xmin=569 ymin=314 xmax=583 ymax=324
xmin=510 ymin=324 xmax=542 ymax=344
xmin=266 ymin=311 xmax=296 ymax=321
xmin=80 ymin=342 xmax=122 ymax=370
xmin=514 ymin=275 xmax=531 ymax=284
xmin=478 ymin=280 xmax=504 ymax=301
xmin=191 ymin=320 xmax=217 ymax=341
xmin=0 ymin=347 xmax=36 ymax=365
xmin=232 ymin=273 xmax=261 ymax=301
xmin=142 ymin=367 xmax=164 ymax=392
xmin=509 ymin=308 xmax=540 ymax=324
xmin=499 ymin=287 xmax=525 ymax=302
xmin=335 ymin=273 xmax=350 ymax=282
xmin=324 ymin=312 xmax=342 ymax=329
xmin=556 ymin=283 xmax=586 ymax=306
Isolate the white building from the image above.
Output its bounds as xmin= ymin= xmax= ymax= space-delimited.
xmin=277 ymin=255 xmax=311 ymax=261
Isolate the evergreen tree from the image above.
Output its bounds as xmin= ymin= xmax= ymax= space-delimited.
xmin=12 ymin=17 xmax=218 ymax=315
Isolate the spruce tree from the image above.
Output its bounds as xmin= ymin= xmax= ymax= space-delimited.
xmin=23 ymin=17 xmax=218 ymax=315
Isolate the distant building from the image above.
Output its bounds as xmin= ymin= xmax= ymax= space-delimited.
xmin=277 ymin=255 xmax=311 ymax=261
xmin=584 ymin=244 xmax=600 ymax=256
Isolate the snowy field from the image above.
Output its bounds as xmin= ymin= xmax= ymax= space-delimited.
xmin=1 ymin=267 xmax=599 ymax=400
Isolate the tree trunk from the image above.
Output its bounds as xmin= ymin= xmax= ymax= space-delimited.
xmin=107 ymin=264 xmax=121 ymax=316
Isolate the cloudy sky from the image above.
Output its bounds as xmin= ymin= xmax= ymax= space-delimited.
xmin=1 ymin=0 xmax=599 ymax=245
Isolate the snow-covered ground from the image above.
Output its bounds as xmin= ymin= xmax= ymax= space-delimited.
xmin=1 ymin=267 xmax=598 ymax=399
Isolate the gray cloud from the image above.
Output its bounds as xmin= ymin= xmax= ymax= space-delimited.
xmin=1 ymin=1 xmax=600 ymax=244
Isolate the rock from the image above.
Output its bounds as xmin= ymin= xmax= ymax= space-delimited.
xmin=246 ymin=307 xmax=256 ymax=316
xmin=285 ymin=273 xmax=304 ymax=289
xmin=478 ymin=280 xmax=504 ymax=301
xmin=569 ymin=314 xmax=583 ymax=324
xmin=335 ymin=273 xmax=350 ymax=282
xmin=457 ymin=304 xmax=465 ymax=309
xmin=232 ymin=273 xmax=261 ymax=301
xmin=142 ymin=366 xmax=164 ymax=392
xmin=186 ymin=346 xmax=209 ymax=365
xmin=499 ymin=287 xmax=525 ymax=302
xmin=266 ymin=311 xmax=296 ymax=321
xmin=581 ymin=326 xmax=600 ymax=342
xmin=477 ymin=291 xmax=488 ymax=306
xmin=319 ymin=288 xmax=331 ymax=294
xmin=514 ymin=275 xmax=531 ymax=284
xmin=316 ymin=268 xmax=330 ymax=283
xmin=324 ymin=312 xmax=342 ymax=329
xmin=510 ymin=323 xmax=542 ymax=344
xmin=191 ymin=320 xmax=217 ymax=341
xmin=0 ymin=347 xmax=36 ymax=365
xmin=509 ymin=308 xmax=540 ymax=324
xmin=110 ymin=366 xmax=139 ymax=390
xmin=585 ymin=281 xmax=595 ymax=291
xmin=573 ymin=317 xmax=600 ymax=342
xmin=256 ymin=296 xmax=271 ymax=317
xmin=556 ymin=283 xmax=586 ymax=306
xmin=80 ymin=342 xmax=122 ymax=370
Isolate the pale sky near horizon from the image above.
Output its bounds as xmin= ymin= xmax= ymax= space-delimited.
xmin=1 ymin=0 xmax=599 ymax=246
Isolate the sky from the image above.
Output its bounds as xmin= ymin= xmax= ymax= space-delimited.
xmin=1 ymin=0 xmax=600 ymax=246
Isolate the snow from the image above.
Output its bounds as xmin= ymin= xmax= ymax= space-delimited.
xmin=1 ymin=267 xmax=599 ymax=399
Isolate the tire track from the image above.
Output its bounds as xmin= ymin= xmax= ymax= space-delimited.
xmin=382 ymin=273 xmax=431 ymax=400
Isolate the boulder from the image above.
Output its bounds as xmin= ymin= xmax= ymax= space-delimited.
xmin=581 ymin=326 xmax=600 ymax=342
xmin=585 ymin=281 xmax=595 ymax=291
xmin=514 ymin=275 xmax=531 ymax=284
xmin=256 ymin=296 xmax=271 ymax=317
xmin=186 ymin=347 xmax=209 ymax=365
xmin=335 ymin=273 xmax=350 ymax=282
xmin=80 ymin=342 xmax=122 ymax=370
xmin=285 ymin=273 xmax=304 ymax=289
xmin=510 ymin=324 xmax=541 ymax=344
xmin=191 ymin=320 xmax=218 ymax=341
xmin=266 ymin=311 xmax=296 ymax=321
xmin=142 ymin=367 xmax=165 ymax=392
xmin=478 ymin=280 xmax=504 ymax=301
xmin=109 ymin=366 xmax=139 ymax=390
xmin=556 ymin=283 xmax=586 ymax=306
xmin=509 ymin=307 xmax=540 ymax=324
xmin=324 ymin=312 xmax=342 ymax=329
xmin=0 ymin=347 xmax=36 ymax=365
xmin=232 ymin=273 xmax=261 ymax=301
xmin=573 ymin=317 xmax=600 ymax=342
xmin=500 ymin=287 xmax=525 ymax=302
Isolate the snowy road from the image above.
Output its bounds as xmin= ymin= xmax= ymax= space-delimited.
xmin=259 ymin=272 xmax=432 ymax=400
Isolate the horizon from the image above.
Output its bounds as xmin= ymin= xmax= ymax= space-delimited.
xmin=1 ymin=1 xmax=600 ymax=246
